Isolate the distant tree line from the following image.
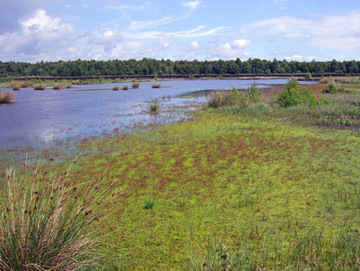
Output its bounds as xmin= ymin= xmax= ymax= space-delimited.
xmin=0 ymin=58 xmax=360 ymax=77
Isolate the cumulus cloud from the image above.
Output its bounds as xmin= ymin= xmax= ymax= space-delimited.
xmin=285 ymin=54 xmax=303 ymax=61
xmin=0 ymin=0 xmax=52 ymax=33
xmin=187 ymin=41 xmax=200 ymax=51
xmin=0 ymin=9 xmax=74 ymax=59
xmin=232 ymin=39 xmax=251 ymax=49
xmin=89 ymin=29 xmax=122 ymax=45
xmin=21 ymin=9 xmax=73 ymax=40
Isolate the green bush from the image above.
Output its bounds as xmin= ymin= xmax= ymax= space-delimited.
xmin=322 ymin=82 xmax=346 ymax=94
xmin=246 ymin=82 xmax=261 ymax=103
xmin=278 ymin=79 xmax=322 ymax=107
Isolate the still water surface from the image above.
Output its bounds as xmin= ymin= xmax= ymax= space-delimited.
xmin=0 ymin=79 xmax=312 ymax=149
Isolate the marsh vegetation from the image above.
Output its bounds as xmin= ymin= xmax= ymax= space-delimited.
xmin=1 ymin=76 xmax=360 ymax=269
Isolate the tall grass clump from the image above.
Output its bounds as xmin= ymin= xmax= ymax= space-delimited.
xmin=132 ymin=82 xmax=140 ymax=89
xmin=33 ymin=83 xmax=46 ymax=90
xmin=0 ymin=91 xmax=16 ymax=103
xmin=11 ymin=81 xmax=22 ymax=91
xmin=152 ymin=83 xmax=161 ymax=89
xmin=149 ymin=99 xmax=160 ymax=114
xmin=0 ymin=163 xmax=115 ymax=270
xmin=208 ymin=88 xmax=248 ymax=109
xmin=53 ymin=83 xmax=63 ymax=90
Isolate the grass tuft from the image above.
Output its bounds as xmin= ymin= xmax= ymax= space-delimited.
xmin=149 ymin=99 xmax=160 ymax=114
xmin=0 ymin=161 xmax=116 ymax=270
xmin=53 ymin=83 xmax=63 ymax=90
xmin=33 ymin=83 xmax=46 ymax=90
xmin=152 ymin=83 xmax=161 ymax=89
xmin=112 ymin=85 xmax=119 ymax=91
xmin=132 ymin=82 xmax=140 ymax=89
xmin=122 ymin=85 xmax=128 ymax=90
xmin=0 ymin=91 xmax=16 ymax=103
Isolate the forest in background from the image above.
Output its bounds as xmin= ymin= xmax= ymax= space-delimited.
xmin=1 ymin=58 xmax=360 ymax=78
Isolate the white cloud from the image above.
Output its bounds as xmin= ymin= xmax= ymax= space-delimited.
xmin=232 ymin=39 xmax=251 ymax=49
xmin=0 ymin=9 xmax=74 ymax=59
xmin=249 ymin=12 xmax=360 ymax=50
xmin=182 ymin=1 xmax=200 ymax=10
xmin=130 ymin=16 xmax=174 ymax=31
xmin=21 ymin=9 xmax=73 ymax=40
xmin=285 ymin=54 xmax=303 ymax=61
xmin=187 ymin=41 xmax=200 ymax=51
xmin=158 ymin=35 xmax=175 ymax=48
xmin=124 ymin=25 xmax=224 ymax=40
xmin=89 ymin=29 xmax=121 ymax=45
xmin=110 ymin=41 xmax=158 ymax=59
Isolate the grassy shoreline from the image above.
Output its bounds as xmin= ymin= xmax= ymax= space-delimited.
xmin=1 ymin=78 xmax=360 ymax=269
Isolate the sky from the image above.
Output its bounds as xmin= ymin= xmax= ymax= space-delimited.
xmin=0 ymin=0 xmax=359 ymax=62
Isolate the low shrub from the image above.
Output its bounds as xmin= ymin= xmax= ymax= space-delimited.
xmin=246 ymin=82 xmax=261 ymax=103
xmin=33 ymin=83 xmax=46 ymax=90
xmin=0 ymin=91 xmax=16 ymax=103
xmin=322 ymin=82 xmax=346 ymax=94
xmin=305 ymin=72 xmax=313 ymax=80
xmin=152 ymin=83 xmax=161 ymax=89
xmin=277 ymin=79 xmax=322 ymax=107
xmin=53 ymin=83 xmax=63 ymax=90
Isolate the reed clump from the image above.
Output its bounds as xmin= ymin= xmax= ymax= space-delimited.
xmin=0 ymin=91 xmax=16 ymax=103
xmin=152 ymin=83 xmax=161 ymax=89
xmin=149 ymin=99 xmax=160 ymax=114
xmin=208 ymin=88 xmax=248 ymax=109
xmin=53 ymin=83 xmax=63 ymax=90
xmin=0 ymin=163 xmax=116 ymax=270
xmin=11 ymin=81 xmax=22 ymax=91
xmin=33 ymin=83 xmax=46 ymax=90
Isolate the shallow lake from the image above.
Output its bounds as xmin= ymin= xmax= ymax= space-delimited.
xmin=0 ymin=79 xmax=314 ymax=150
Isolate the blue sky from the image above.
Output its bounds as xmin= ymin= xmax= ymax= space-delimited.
xmin=0 ymin=0 xmax=359 ymax=62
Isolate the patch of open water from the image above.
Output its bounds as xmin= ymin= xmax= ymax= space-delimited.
xmin=0 ymin=79 xmax=315 ymax=152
